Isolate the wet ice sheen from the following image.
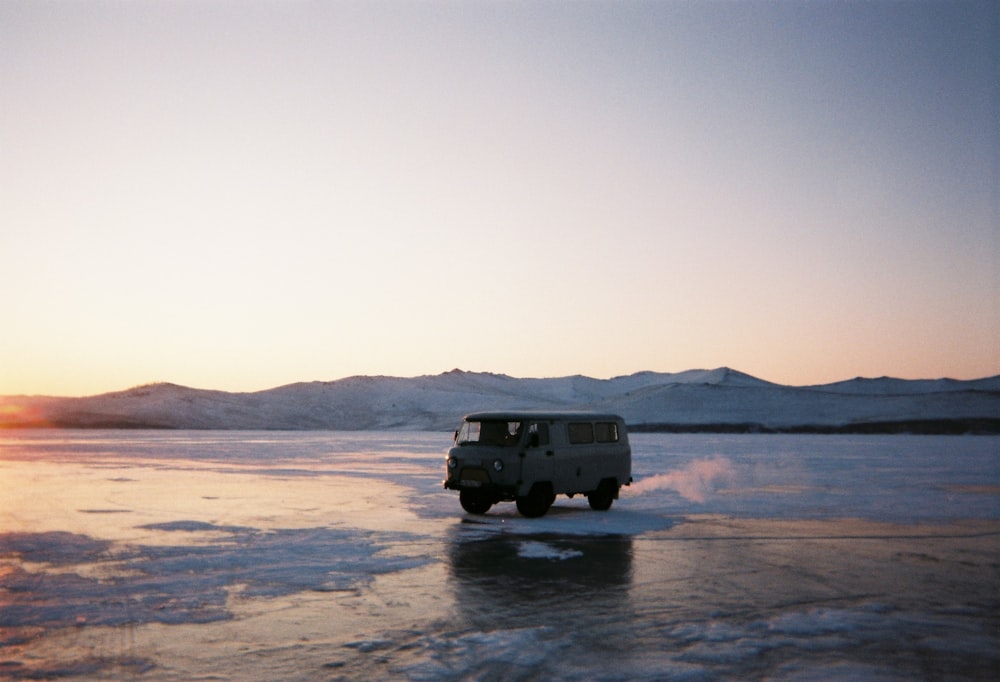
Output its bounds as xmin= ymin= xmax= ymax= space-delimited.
xmin=0 ymin=430 xmax=997 ymax=680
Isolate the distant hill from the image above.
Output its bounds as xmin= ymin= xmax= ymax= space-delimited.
xmin=1 ymin=368 xmax=998 ymax=433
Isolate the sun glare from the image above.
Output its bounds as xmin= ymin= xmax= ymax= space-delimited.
xmin=0 ymin=402 xmax=50 ymax=427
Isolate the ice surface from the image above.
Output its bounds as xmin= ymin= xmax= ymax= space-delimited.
xmin=0 ymin=430 xmax=997 ymax=680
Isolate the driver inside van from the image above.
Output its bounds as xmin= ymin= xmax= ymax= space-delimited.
xmin=481 ymin=421 xmax=521 ymax=446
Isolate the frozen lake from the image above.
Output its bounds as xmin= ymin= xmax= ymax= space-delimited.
xmin=1 ymin=430 xmax=998 ymax=680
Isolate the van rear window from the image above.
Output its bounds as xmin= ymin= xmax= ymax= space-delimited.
xmin=568 ymin=422 xmax=594 ymax=444
xmin=595 ymin=422 xmax=619 ymax=442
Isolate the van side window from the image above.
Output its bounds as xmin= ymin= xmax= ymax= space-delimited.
xmin=595 ymin=422 xmax=619 ymax=443
xmin=528 ymin=422 xmax=550 ymax=446
xmin=568 ymin=422 xmax=594 ymax=444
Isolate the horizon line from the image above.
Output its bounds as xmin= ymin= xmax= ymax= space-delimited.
xmin=4 ymin=366 xmax=999 ymax=399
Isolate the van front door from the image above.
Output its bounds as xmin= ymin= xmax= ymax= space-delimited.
xmin=519 ymin=421 xmax=554 ymax=495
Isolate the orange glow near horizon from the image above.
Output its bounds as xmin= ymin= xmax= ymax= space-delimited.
xmin=0 ymin=402 xmax=52 ymax=426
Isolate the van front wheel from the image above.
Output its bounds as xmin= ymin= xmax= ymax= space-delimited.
xmin=588 ymin=480 xmax=617 ymax=511
xmin=460 ymin=489 xmax=493 ymax=515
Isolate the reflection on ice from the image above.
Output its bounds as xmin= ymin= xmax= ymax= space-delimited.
xmin=368 ymin=530 xmax=641 ymax=681
xmin=447 ymin=531 xmax=634 ymax=595
xmin=450 ymin=534 xmax=631 ymax=597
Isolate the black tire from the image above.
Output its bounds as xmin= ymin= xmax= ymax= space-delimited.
xmin=460 ymin=489 xmax=493 ymax=515
xmin=588 ymin=480 xmax=617 ymax=511
xmin=516 ymin=484 xmax=554 ymax=518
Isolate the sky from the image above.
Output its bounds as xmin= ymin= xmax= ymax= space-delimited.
xmin=1 ymin=0 xmax=997 ymax=396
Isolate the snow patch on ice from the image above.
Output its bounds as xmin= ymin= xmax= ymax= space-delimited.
xmin=457 ymin=506 xmax=676 ymax=536
xmin=516 ymin=540 xmax=583 ymax=560
xmin=0 ymin=525 xmax=434 ymax=629
xmin=399 ymin=626 xmax=555 ymax=679
xmin=768 ymin=661 xmax=907 ymax=681
xmin=765 ymin=604 xmax=888 ymax=635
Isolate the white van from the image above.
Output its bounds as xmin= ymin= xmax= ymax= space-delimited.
xmin=443 ymin=411 xmax=632 ymax=517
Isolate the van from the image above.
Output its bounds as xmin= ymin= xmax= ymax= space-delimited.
xmin=443 ymin=411 xmax=632 ymax=517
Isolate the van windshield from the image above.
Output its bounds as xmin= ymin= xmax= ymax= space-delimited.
xmin=456 ymin=420 xmax=523 ymax=447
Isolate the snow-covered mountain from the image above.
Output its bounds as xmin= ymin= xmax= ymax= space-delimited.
xmin=1 ymin=368 xmax=997 ymax=433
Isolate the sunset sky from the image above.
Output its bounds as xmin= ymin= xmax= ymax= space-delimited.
xmin=2 ymin=0 xmax=997 ymax=397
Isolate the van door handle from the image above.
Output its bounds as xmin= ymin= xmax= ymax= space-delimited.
xmin=546 ymin=450 xmax=554 ymax=457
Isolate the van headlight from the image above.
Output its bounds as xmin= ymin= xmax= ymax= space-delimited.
xmin=492 ymin=459 xmax=504 ymax=472
xmin=447 ymin=457 xmax=458 ymax=470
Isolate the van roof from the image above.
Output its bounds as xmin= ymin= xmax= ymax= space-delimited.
xmin=463 ymin=411 xmax=625 ymax=422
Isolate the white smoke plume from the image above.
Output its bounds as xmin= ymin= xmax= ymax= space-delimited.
xmin=631 ymin=456 xmax=737 ymax=503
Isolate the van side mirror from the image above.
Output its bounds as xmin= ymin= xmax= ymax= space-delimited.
xmin=528 ymin=433 xmax=539 ymax=448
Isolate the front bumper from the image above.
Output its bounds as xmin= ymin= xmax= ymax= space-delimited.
xmin=443 ymin=466 xmax=517 ymax=496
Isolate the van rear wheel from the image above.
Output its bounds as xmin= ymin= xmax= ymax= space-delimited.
xmin=460 ymin=489 xmax=493 ymax=515
xmin=516 ymin=484 xmax=554 ymax=518
xmin=588 ymin=480 xmax=617 ymax=511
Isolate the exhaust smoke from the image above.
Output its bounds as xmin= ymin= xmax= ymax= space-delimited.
xmin=631 ymin=456 xmax=736 ymax=503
